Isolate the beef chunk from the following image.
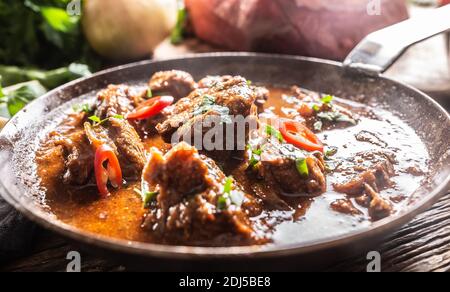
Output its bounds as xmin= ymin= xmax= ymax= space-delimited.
xmin=332 ymin=151 xmax=396 ymax=221
xmin=253 ymin=86 xmax=269 ymax=113
xmin=149 ymin=70 xmax=196 ymax=100
xmin=95 ymin=84 xmax=145 ymax=119
xmin=331 ymin=199 xmax=363 ymax=216
xmin=156 ymin=76 xmax=258 ymax=159
xmin=333 ymin=151 xmax=396 ymax=196
xmin=37 ymin=112 xmax=94 ymax=185
xmin=364 ymin=183 xmax=393 ymax=221
xmin=84 ymin=117 xmax=146 ymax=180
xmin=248 ymin=133 xmax=327 ymax=196
xmin=142 ymin=142 xmax=263 ymax=245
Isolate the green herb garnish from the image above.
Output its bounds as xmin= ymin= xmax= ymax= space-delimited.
xmin=88 ymin=115 xmax=101 ymax=123
xmin=321 ymin=95 xmax=334 ymax=104
xmin=296 ymin=158 xmax=309 ymax=177
xmin=246 ymin=80 xmax=253 ymax=86
xmin=218 ymin=177 xmax=239 ymax=210
xmin=266 ymin=125 xmax=285 ymax=142
xmin=112 ymin=114 xmax=124 ymax=120
xmin=147 ymin=88 xmax=153 ymax=98
xmin=312 ymin=104 xmax=321 ymax=112
xmin=325 ymin=146 xmax=338 ymax=158
xmin=142 ymin=191 xmax=159 ymax=208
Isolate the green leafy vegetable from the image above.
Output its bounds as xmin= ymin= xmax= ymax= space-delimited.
xmin=266 ymin=125 xmax=285 ymax=142
xmin=296 ymin=158 xmax=309 ymax=177
xmin=0 ymin=80 xmax=47 ymax=117
xmin=0 ymin=63 xmax=91 ymax=88
xmin=0 ymin=0 xmax=100 ymax=70
xmin=170 ymin=6 xmax=187 ymax=45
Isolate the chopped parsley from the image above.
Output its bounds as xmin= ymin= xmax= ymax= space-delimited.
xmin=88 ymin=114 xmax=124 ymax=126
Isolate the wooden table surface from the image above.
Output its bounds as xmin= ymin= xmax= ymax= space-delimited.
xmin=2 ymin=5 xmax=450 ymax=271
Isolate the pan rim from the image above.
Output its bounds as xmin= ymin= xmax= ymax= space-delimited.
xmin=0 ymin=52 xmax=449 ymax=259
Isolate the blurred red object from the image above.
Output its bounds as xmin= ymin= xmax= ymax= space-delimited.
xmin=185 ymin=0 xmax=409 ymax=61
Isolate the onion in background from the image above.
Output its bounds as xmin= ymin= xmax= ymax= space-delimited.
xmin=82 ymin=0 xmax=178 ymax=61
xmin=185 ymin=0 xmax=409 ymax=61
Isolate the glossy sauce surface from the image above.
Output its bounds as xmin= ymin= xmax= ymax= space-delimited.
xmin=39 ymin=86 xmax=430 ymax=245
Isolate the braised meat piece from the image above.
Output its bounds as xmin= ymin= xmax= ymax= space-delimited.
xmin=332 ymin=151 xmax=396 ymax=220
xmin=149 ymin=70 xmax=196 ymax=100
xmin=156 ymin=76 xmax=258 ymax=158
xmin=37 ymin=112 xmax=94 ymax=185
xmin=95 ymin=84 xmax=145 ymax=119
xmin=84 ymin=117 xmax=146 ymax=180
xmin=248 ymin=133 xmax=327 ymax=197
xmin=142 ymin=142 xmax=263 ymax=245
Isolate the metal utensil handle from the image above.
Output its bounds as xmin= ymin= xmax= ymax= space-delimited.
xmin=344 ymin=5 xmax=450 ymax=75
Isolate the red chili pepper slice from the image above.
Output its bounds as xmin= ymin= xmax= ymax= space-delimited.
xmin=279 ymin=119 xmax=324 ymax=152
xmin=94 ymin=144 xmax=123 ymax=198
xmin=127 ymin=96 xmax=174 ymax=120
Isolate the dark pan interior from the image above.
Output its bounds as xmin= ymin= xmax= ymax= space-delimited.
xmin=0 ymin=53 xmax=449 ymax=262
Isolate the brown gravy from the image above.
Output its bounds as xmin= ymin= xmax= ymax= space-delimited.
xmin=38 ymin=86 xmax=430 ymax=245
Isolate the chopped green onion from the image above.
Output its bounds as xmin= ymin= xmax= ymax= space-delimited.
xmin=217 ymin=196 xmax=228 ymax=211
xmin=246 ymin=80 xmax=253 ymax=86
xmin=266 ymin=125 xmax=284 ymax=142
xmin=142 ymin=191 xmax=159 ymax=208
xmin=312 ymin=104 xmax=321 ymax=112
xmin=223 ymin=177 xmax=233 ymax=194
xmin=321 ymin=95 xmax=334 ymax=104
xmin=147 ymin=88 xmax=153 ymax=98
xmin=296 ymin=158 xmax=309 ymax=177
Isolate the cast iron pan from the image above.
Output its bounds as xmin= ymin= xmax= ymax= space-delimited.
xmin=0 ymin=8 xmax=449 ymax=271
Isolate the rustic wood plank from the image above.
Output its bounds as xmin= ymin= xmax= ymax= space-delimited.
xmin=1 ymin=192 xmax=449 ymax=272
xmin=327 ymin=193 xmax=450 ymax=272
